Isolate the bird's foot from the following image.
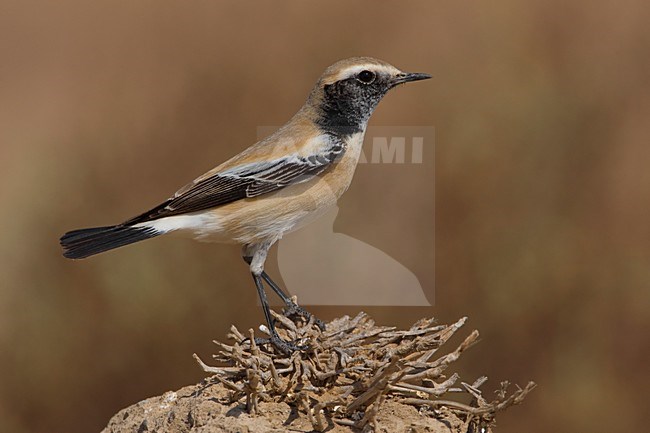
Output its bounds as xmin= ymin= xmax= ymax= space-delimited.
xmin=254 ymin=334 xmax=305 ymax=354
xmin=283 ymin=303 xmax=326 ymax=331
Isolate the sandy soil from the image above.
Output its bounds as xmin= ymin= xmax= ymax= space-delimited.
xmin=102 ymin=380 xmax=471 ymax=433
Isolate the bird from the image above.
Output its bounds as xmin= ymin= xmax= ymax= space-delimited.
xmin=60 ymin=57 xmax=431 ymax=352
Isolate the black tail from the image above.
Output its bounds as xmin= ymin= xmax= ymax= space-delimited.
xmin=60 ymin=225 xmax=160 ymax=259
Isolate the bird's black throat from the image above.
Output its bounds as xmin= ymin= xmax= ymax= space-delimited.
xmin=316 ymin=77 xmax=388 ymax=138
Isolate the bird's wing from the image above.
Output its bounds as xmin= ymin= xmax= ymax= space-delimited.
xmin=124 ymin=137 xmax=345 ymax=224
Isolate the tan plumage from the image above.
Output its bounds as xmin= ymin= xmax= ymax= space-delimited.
xmin=60 ymin=57 xmax=430 ymax=352
xmin=203 ymin=131 xmax=365 ymax=246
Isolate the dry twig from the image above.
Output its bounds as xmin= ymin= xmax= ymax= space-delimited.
xmin=194 ymin=310 xmax=535 ymax=431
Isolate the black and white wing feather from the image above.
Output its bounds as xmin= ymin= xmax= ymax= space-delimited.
xmin=125 ymin=139 xmax=345 ymax=225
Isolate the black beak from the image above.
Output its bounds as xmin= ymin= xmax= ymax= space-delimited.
xmin=391 ymin=72 xmax=432 ymax=87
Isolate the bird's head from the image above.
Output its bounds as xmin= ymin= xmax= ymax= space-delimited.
xmin=306 ymin=57 xmax=431 ymax=136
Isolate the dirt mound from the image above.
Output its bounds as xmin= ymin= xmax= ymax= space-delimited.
xmin=103 ymin=382 xmax=469 ymax=433
xmin=102 ymin=312 xmax=535 ymax=432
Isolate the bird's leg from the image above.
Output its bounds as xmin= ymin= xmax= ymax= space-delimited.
xmin=243 ymin=255 xmax=325 ymax=331
xmin=245 ymin=245 xmax=303 ymax=354
xmin=251 ymin=273 xmax=301 ymax=354
xmin=259 ymin=272 xmax=326 ymax=331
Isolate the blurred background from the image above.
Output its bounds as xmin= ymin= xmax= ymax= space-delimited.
xmin=1 ymin=1 xmax=649 ymax=432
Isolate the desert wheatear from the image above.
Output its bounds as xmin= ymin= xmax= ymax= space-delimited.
xmin=61 ymin=57 xmax=430 ymax=352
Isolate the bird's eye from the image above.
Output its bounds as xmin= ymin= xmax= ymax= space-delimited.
xmin=356 ymin=70 xmax=376 ymax=84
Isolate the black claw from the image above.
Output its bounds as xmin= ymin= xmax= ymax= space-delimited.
xmin=283 ymin=303 xmax=327 ymax=331
xmin=254 ymin=335 xmax=304 ymax=354
xmin=313 ymin=317 xmax=327 ymax=332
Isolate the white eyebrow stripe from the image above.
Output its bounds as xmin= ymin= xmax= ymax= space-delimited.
xmin=333 ymin=64 xmax=401 ymax=81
